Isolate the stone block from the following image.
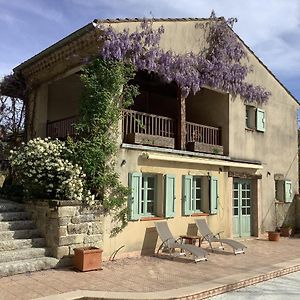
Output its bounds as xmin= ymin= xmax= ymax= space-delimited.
xmin=83 ymin=234 xmax=102 ymax=244
xmin=58 ymin=226 xmax=67 ymax=237
xmin=58 ymin=206 xmax=78 ymax=218
xmin=92 ymin=222 xmax=103 ymax=234
xmin=58 ymin=217 xmax=71 ymax=226
xmin=55 ymin=246 xmax=70 ymax=258
xmin=58 ymin=235 xmax=84 ymax=246
xmin=71 ymin=214 xmax=95 ymax=224
xmin=67 ymin=223 xmax=89 ymax=235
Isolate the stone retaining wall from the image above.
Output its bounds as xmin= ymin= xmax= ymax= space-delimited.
xmin=25 ymin=200 xmax=104 ymax=264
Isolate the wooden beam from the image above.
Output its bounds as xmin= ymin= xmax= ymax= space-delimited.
xmin=177 ymin=89 xmax=186 ymax=150
xmin=228 ymin=171 xmax=262 ymax=179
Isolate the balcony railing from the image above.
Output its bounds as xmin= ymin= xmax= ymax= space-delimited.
xmin=122 ymin=109 xmax=175 ymax=138
xmin=46 ymin=116 xmax=77 ymax=139
xmin=46 ymin=111 xmax=222 ymax=150
xmin=186 ymin=121 xmax=221 ymax=146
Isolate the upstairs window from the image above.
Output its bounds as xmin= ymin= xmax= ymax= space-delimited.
xmin=246 ymin=105 xmax=256 ymax=129
xmin=275 ymin=179 xmax=293 ymax=203
xmin=245 ymin=106 xmax=266 ymax=132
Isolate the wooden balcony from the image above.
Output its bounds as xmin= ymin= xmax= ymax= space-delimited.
xmin=186 ymin=121 xmax=223 ymax=155
xmin=122 ymin=109 xmax=175 ymax=148
xmin=46 ymin=110 xmax=223 ymax=154
xmin=46 ymin=116 xmax=77 ymax=139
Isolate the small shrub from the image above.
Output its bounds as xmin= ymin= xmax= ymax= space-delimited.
xmin=9 ymin=137 xmax=90 ymax=201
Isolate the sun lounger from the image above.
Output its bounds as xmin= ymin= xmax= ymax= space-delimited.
xmin=195 ymin=219 xmax=246 ymax=255
xmin=155 ymin=221 xmax=208 ymax=262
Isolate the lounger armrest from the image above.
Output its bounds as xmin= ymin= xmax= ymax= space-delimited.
xmin=215 ymin=231 xmax=224 ymax=238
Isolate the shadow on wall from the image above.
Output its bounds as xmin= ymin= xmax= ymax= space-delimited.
xmin=141 ymin=227 xmax=158 ymax=256
xmin=276 ymin=196 xmax=298 ymax=230
xmin=294 ymin=195 xmax=300 ymax=230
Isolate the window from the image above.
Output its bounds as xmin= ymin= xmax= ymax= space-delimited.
xmin=141 ymin=174 xmax=156 ymax=215
xmin=128 ymin=173 xmax=157 ymax=220
xmin=193 ymin=177 xmax=202 ymax=211
xmin=183 ymin=175 xmax=218 ymax=215
xmin=245 ymin=105 xmax=266 ymax=132
xmin=129 ymin=172 xmax=177 ymax=220
xmin=275 ymin=180 xmax=293 ymax=203
xmin=246 ymin=105 xmax=256 ymax=129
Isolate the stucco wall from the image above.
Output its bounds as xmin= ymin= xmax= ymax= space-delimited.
xmin=48 ymin=74 xmax=82 ymax=122
xmin=228 ymin=51 xmax=299 ymax=232
xmin=101 ymin=147 xmax=234 ymax=259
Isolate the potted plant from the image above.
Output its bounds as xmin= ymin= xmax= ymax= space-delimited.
xmin=267 ymin=230 xmax=280 ymax=241
xmin=73 ymin=247 xmax=103 ymax=272
xmin=280 ymin=224 xmax=293 ymax=237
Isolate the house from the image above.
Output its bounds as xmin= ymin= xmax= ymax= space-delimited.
xmin=13 ymin=18 xmax=299 ymax=259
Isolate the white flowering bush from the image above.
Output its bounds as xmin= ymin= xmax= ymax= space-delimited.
xmin=9 ymin=137 xmax=90 ymax=201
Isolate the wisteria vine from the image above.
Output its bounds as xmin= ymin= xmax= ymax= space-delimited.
xmin=97 ymin=13 xmax=270 ymax=103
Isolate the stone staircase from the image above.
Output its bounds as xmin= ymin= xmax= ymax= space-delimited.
xmin=0 ymin=199 xmax=59 ymax=277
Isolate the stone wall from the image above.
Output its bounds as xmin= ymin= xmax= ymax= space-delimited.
xmin=25 ymin=200 xmax=104 ymax=265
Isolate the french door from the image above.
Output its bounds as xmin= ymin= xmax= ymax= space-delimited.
xmin=232 ymin=179 xmax=252 ymax=237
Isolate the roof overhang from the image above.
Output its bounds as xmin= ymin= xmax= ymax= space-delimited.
xmin=141 ymin=152 xmax=263 ymax=169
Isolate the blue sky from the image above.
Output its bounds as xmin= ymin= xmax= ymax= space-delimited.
xmin=0 ymin=0 xmax=300 ymax=101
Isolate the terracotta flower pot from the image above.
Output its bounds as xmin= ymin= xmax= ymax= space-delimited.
xmin=267 ymin=231 xmax=280 ymax=241
xmin=73 ymin=247 xmax=103 ymax=272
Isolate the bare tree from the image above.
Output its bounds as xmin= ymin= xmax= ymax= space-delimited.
xmin=0 ymin=96 xmax=25 ymax=142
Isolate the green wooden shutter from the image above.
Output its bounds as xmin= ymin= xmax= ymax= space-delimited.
xmin=210 ymin=176 xmax=218 ymax=214
xmin=284 ymin=180 xmax=293 ymax=203
xmin=164 ymin=174 xmax=176 ymax=218
xmin=182 ymin=175 xmax=193 ymax=216
xmin=256 ymin=108 xmax=266 ymax=132
xmin=128 ymin=173 xmax=142 ymax=220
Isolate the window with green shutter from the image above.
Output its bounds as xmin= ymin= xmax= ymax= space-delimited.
xmin=275 ymin=179 xmax=293 ymax=203
xmin=164 ymin=174 xmax=176 ymax=218
xmin=256 ymin=108 xmax=266 ymax=132
xmin=182 ymin=175 xmax=193 ymax=215
xmin=128 ymin=172 xmax=142 ymax=220
xmin=182 ymin=175 xmax=204 ymax=215
xmin=210 ymin=176 xmax=219 ymax=214
xmin=128 ymin=173 xmax=158 ymax=220
xmin=284 ymin=181 xmax=293 ymax=203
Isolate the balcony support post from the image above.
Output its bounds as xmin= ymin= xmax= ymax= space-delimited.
xmin=177 ymin=89 xmax=186 ymax=150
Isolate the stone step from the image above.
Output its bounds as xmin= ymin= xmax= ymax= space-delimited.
xmin=0 ymin=257 xmax=59 ymax=277
xmin=0 ymin=220 xmax=36 ymax=231
xmin=0 ymin=238 xmax=46 ymax=251
xmin=0 ymin=203 xmax=25 ymax=213
xmin=0 ymin=248 xmax=49 ymax=263
xmin=0 ymin=211 xmax=30 ymax=221
xmin=0 ymin=229 xmax=41 ymax=240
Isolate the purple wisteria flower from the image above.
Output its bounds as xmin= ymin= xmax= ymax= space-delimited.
xmin=96 ymin=15 xmax=270 ymax=104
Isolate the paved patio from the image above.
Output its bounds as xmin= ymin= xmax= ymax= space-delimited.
xmin=0 ymin=236 xmax=300 ymax=300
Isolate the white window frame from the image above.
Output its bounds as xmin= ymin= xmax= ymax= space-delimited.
xmin=140 ymin=174 xmax=157 ymax=216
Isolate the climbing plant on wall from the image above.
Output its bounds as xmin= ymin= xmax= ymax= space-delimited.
xmin=67 ymin=58 xmax=139 ymax=235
